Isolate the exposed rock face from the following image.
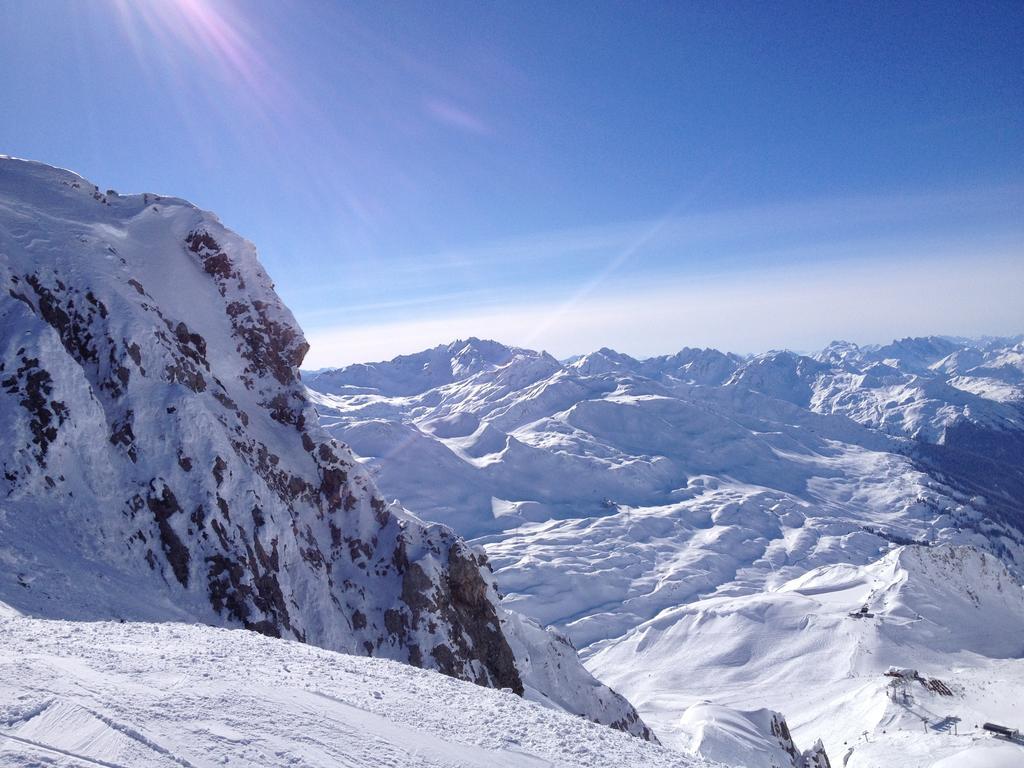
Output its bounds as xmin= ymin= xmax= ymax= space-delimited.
xmin=769 ymin=712 xmax=831 ymax=768
xmin=801 ymin=740 xmax=831 ymax=768
xmin=0 ymin=158 xmax=650 ymax=737
xmin=678 ymin=704 xmax=830 ymax=768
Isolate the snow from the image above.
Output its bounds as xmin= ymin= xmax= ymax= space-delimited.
xmin=588 ymin=544 xmax=1024 ymax=767
xmin=930 ymin=742 xmax=1024 ymax=768
xmin=0 ymin=609 xmax=704 ymax=768
xmin=677 ymin=705 xmax=826 ymax=768
xmin=306 ymin=336 xmax=1024 ymax=765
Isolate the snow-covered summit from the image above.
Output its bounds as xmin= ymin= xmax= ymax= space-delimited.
xmin=781 ymin=543 xmax=1024 ymax=657
xmin=304 ymin=337 xmax=536 ymax=397
xmin=569 ymin=347 xmax=643 ymax=376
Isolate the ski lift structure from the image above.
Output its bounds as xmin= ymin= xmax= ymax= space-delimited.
xmin=982 ymin=722 xmax=1021 ymax=742
xmin=883 ymin=667 xmax=953 ymax=697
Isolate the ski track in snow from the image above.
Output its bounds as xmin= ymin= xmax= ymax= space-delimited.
xmin=0 ymin=615 xmax=704 ymax=768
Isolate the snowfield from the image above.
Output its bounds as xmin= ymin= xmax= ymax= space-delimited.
xmin=0 ymin=608 xmax=703 ymax=768
xmin=307 ymin=337 xmax=1024 ymax=765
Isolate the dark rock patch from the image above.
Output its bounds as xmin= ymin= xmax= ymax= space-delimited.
xmin=146 ymin=483 xmax=191 ymax=588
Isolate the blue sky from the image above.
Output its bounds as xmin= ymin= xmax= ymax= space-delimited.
xmin=2 ymin=1 xmax=1022 ymax=366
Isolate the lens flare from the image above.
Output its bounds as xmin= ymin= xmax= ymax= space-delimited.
xmin=108 ymin=0 xmax=269 ymax=94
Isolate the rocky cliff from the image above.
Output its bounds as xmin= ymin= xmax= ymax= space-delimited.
xmin=0 ymin=157 xmax=650 ymax=738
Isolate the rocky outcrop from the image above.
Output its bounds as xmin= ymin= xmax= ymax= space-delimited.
xmin=0 ymin=158 xmax=649 ymax=737
xmin=768 ymin=712 xmax=831 ymax=768
xmin=678 ymin=704 xmax=830 ymax=768
xmin=800 ymin=740 xmax=831 ymax=768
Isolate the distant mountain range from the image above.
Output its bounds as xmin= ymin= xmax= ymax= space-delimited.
xmin=305 ymin=333 xmax=1024 ymax=763
xmin=305 ymin=333 xmax=1024 ymax=556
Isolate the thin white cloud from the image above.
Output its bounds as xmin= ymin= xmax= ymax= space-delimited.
xmin=297 ymin=288 xmax=492 ymax=323
xmin=423 ymin=98 xmax=490 ymax=135
xmin=302 ymin=247 xmax=1024 ymax=368
xmin=371 ymin=183 xmax=1024 ymax=274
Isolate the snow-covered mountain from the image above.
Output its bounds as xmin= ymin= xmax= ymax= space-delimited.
xmin=307 ymin=335 xmax=1024 ymax=763
xmin=306 ymin=334 xmax=1023 ymax=559
xmin=0 ymin=157 xmax=649 ymax=740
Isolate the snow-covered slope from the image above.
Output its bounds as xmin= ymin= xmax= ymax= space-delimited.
xmin=307 ymin=336 xmax=1024 ymax=758
xmin=590 ymin=544 xmax=1024 ymax=767
xmin=0 ymin=607 xmax=695 ymax=768
xmin=0 ymin=157 xmax=648 ymax=739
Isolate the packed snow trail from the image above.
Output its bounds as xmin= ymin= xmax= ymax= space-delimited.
xmin=0 ymin=612 xmax=702 ymax=768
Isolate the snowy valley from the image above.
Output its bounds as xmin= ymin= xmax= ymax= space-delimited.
xmin=306 ymin=334 xmax=1024 ymax=765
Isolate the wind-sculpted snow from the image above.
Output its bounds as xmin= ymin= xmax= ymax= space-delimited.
xmin=0 ymin=158 xmax=650 ymax=740
xmin=308 ymin=334 xmax=1024 ymax=755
